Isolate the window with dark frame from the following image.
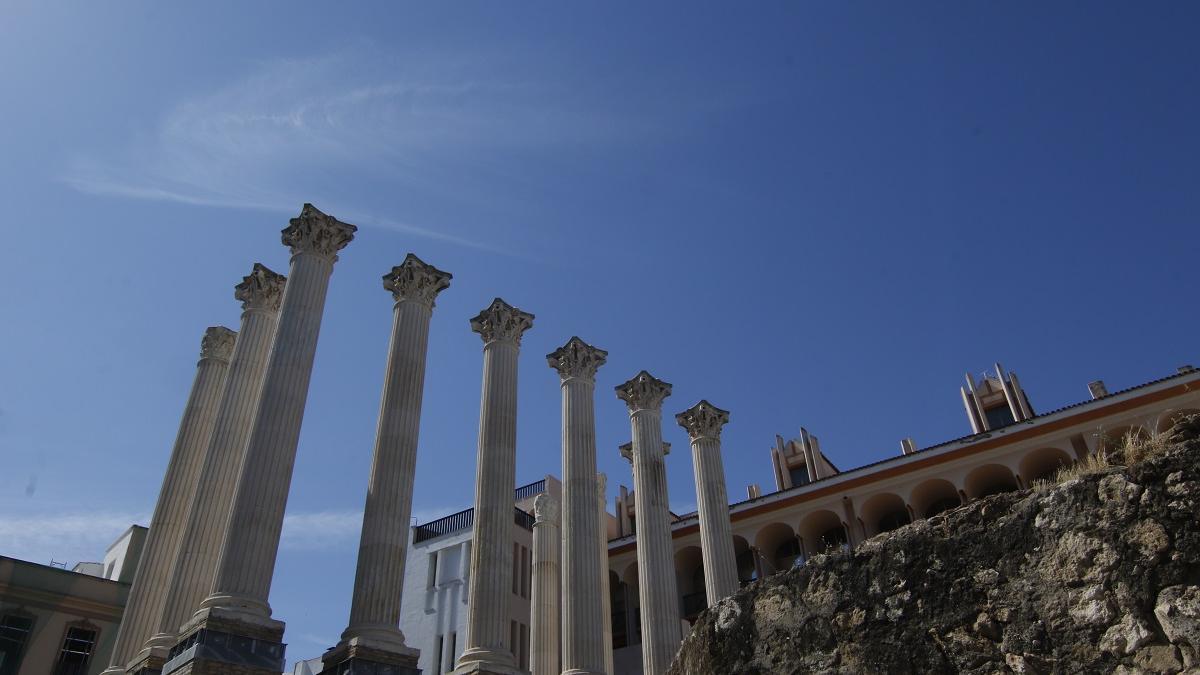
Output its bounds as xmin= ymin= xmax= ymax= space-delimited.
xmin=54 ymin=625 xmax=97 ymax=675
xmin=0 ymin=614 xmax=35 ymax=675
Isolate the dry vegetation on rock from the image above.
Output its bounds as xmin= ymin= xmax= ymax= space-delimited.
xmin=670 ymin=418 xmax=1200 ymax=674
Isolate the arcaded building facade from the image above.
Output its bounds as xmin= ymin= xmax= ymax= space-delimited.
xmin=398 ymin=362 xmax=1200 ymax=674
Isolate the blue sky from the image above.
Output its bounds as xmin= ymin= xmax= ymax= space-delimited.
xmin=2 ymin=1 xmax=1198 ymax=667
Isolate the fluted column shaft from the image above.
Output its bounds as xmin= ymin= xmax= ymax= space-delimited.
xmin=102 ymin=328 xmax=234 ymax=674
xmin=346 ymin=299 xmax=431 ymax=634
xmin=597 ymin=474 xmax=613 ymax=675
xmin=150 ymin=274 xmax=283 ymax=653
xmin=203 ymin=249 xmax=340 ymax=615
xmin=458 ymin=298 xmax=533 ymax=673
xmin=690 ymin=436 xmax=738 ymax=605
xmin=559 ymin=379 xmax=604 ymax=675
xmin=462 ymin=341 xmax=520 ymax=666
xmin=530 ymin=494 xmax=560 ymax=675
xmin=341 ymin=255 xmax=450 ymax=652
xmin=627 ymin=411 xmax=682 ymax=675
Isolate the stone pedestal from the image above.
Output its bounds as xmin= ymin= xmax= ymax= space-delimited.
xmin=170 ymin=204 xmax=355 ymax=673
xmin=455 ymin=299 xmax=534 ymax=675
xmin=325 ymin=254 xmax=451 ymax=675
xmin=529 ymin=493 xmax=560 ymax=675
xmin=101 ymin=327 xmax=235 ymax=675
xmin=615 ymin=371 xmax=682 ymax=675
xmin=546 ymin=337 xmax=607 ymax=675
xmin=139 ymin=264 xmax=286 ymax=673
xmin=676 ymin=400 xmax=738 ymax=606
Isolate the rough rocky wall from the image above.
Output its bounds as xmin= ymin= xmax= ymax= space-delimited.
xmin=670 ymin=431 xmax=1200 ymax=674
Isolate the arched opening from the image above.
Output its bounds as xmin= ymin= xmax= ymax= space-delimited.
xmin=859 ymin=492 xmax=912 ymax=537
xmin=732 ymin=535 xmax=755 ymax=586
xmin=754 ymin=522 xmax=799 ymax=575
xmin=1157 ymin=408 xmax=1200 ymax=435
xmin=609 ymin=570 xmax=629 ymax=649
xmin=1019 ymin=447 xmax=1073 ymax=484
xmin=674 ymin=546 xmax=706 ymax=621
xmin=910 ymin=478 xmax=962 ymax=519
xmin=1099 ymin=425 xmax=1150 ymax=458
xmin=964 ymin=464 xmax=1018 ymax=499
xmin=619 ymin=562 xmax=641 ymax=646
xmin=798 ymin=509 xmax=847 ymax=557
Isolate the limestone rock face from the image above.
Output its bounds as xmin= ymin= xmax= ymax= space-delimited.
xmin=669 ymin=431 xmax=1200 ymax=674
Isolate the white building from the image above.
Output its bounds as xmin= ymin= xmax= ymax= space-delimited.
xmin=399 ymin=477 xmax=560 ymax=674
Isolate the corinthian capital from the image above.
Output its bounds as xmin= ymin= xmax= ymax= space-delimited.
xmin=470 ymin=298 xmax=534 ymax=346
xmin=234 ymin=263 xmax=287 ymax=313
xmin=675 ymin=400 xmax=730 ymax=441
xmin=281 ymin=203 xmax=357 ymax=261
xmin=533 ymin=493 xmax=559 ymax=525
xmin=200 ymin=326 xmax=237 ymax=362
xmin=615 ymin=370 xmax=672 ymax=413
xmin=619 ymin=441 xmax=670 ymax=462
xmin=546 ymin=336 xmax=607 ymax=382
xmin=383 ymin=254 xmax=452 ymax=307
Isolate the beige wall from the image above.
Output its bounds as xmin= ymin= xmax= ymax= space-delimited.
xmin=0 ymin=556 xmax=130 ymax=675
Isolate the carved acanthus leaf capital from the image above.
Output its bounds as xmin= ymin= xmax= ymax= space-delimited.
xmin=615 ymin=370 xmax=672 ymax=412
xmin=383 ymin=254 xmax=452 ymax=307
xmin=234 ymin=263 xmax=286 ymax=312
xmin=200 ymin=326 xmax=237 ymax=362
xmin=619 ymin=441 xmax=670 ymax=462
xmin=533 ymin=493 xmax=559 ymax=524
xmin=675 ymin=400 xmax=731 ymax=441
xmin=547 ymin=336 xmax=608 ymax=381
xmin=470 ymin=298 xmax=534 ymax=346
xmin=280 ymin=203 xmax=357 ymax=261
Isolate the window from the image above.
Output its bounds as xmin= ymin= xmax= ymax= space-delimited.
xmin=519 ymin=622 xmax=529 ymax=670
xmin=509 ymin=621 xmax=518 ymax=663
xmin=512 ymin=544 xmax=520 ymax=595
xmin=427 ymin=551 xmax=439 ymax=589
xmin=104 ymin=561 xmax=116 ymax=579
xmin=0 ymin=614 xmax=34 ymax=675
xmin=444 ymin=632 xmax=456 ymax=673
xmin=984 ymin=404 xmax=1016 ymax=430
xmin=54 ymin=625 xmax=97 ymax=675
xmin=522 ymin=546 xmax=531 ymax=599
xmin=788 ymin=466 xmax=810 ymax=487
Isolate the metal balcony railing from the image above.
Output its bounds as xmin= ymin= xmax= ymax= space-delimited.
xmin=412 ymin=479 xmax=547 ymax=544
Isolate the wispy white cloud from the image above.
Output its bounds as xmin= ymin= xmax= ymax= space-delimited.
xmin=0 ymin=505 xmax=469 ymax=564
xmin=61 ymin=43 xmax=635 ymax=256
xmin=280 ymin=510 xmax=363 ymax=552
xmin=278 ymin=504 xmax=464 ymax=552
xmin=0 ymin=511 xmax=148 ymax=567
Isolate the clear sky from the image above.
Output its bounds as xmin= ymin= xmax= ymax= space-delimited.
xmin=2 ymin=1 xmax=1197 ymax=668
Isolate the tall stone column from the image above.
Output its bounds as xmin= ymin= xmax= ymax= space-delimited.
xmin=615 ymin=371 xmax=681 ymax=675
xmin=675 ymin=400 xmax=738 ymax=606
xmin=175 ymin=205 xmax=354 ymax=674
xmin=135 ymin=264 xmax=286 ymax=673
xmin=456 ymin=298 xmax=534 ymax=675
xmin=324 ymin=254 xmax=451 ymax=675
xmin=100 ymin=327 xmax=235 ymax=675
xmin=596 ymin=474 xmax=614 ymax=675
xmin=529 ymin=492 xmax=561 ymax=675
xmin=546 ymin=337 xmax=607 ymax=675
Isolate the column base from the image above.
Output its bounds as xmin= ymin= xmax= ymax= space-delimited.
xmin=452 ymin=647 xmax=520 ymax=675
xmin=561 ymin=670 xmax=606 ymax=675
xmin=319 ymin=638 xmax=421 ymax=675
xmin=124 ymin=647 xmax=168 ymax=675
xmin=160 ymin=607 xmax=286 ymax=675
